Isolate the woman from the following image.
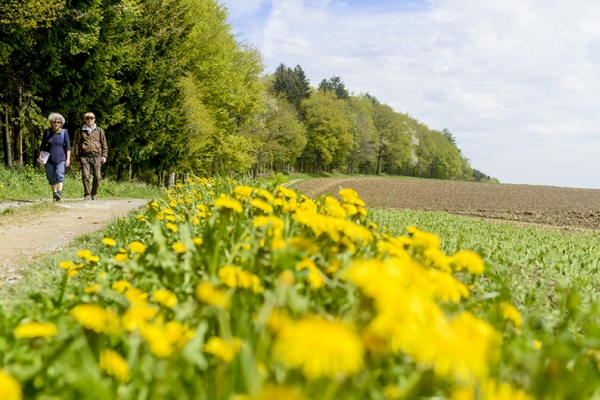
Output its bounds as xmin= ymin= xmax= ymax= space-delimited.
xmin=38 ymin=113 xmax=71 ymax=201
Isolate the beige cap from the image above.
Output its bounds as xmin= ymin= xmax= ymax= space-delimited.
xmin=84 ymin=112 xmax=95 ymax=119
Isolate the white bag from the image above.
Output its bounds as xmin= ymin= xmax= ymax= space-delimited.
xmin=41 ymin=151 xmax=50 ymax=164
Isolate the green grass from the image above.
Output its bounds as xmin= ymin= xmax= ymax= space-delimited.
xmin=0 ymin=165 xmax=164 ymax=201
xmin=370 ymin=208 xmax=600 ymax=330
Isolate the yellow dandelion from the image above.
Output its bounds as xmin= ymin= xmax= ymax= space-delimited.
xmin=233 ymin=185 xmax=254 ymax=200
xmin=193 ymin=237 xmax=204 ymax=246
xmin=214 ymin=194 xmax=243 ymax=213
xmin=195 ymin=282 xmax=231 ymax=309
xmin=102 ymin=237 xmax=117 ymax=246
xmin=277 ymin=270 xmax=295 ymax=287
xmin=251 ymin=198 xmax=274 ymax=214
xmin=114 ymin=253 xmax=128 ymax=263
xmin=83 ymin=284 xmax=102 ymax=294
xmin=152 ymin=289 xmax=178 ymax=308
xmin=500 ymin=302 xmax=522 ymax=327
xmin=77 ymin=249 xmax=92 ymax=259
xmin=99 ymin=350 xmax=130 ymax=383
xmin=59 ymin=260 xmax=75 ymax=269
xmin=112 ymin=280 xmax=131 ymax=294
xmin=13 ymin=321 xmax=58 ymax=338
xmin=166 ymin=223 xmax=178 ymax=232
xmin=274 ymin=317 xmax=364 ymax=379
xmin=296 ymin=258 xmax=325 ymax=289
xmin=534 ymin=340 xmax=542 ymax=350
xmin=122 ymin=304 xmax=158 ymax=331
xmin=204 ymin=336 xmax=241 ymax=362
xmin=172 ymin=242 xmax=186 ymax=254
xmin=124 ymin=287 xmax=148 ymax=305
xmin=71 ymin=304 xmax=120 ymax=335
xmin=128 ymin=241 xmax=146 ymax=253
xmin=451 ymin=250 xmax=485 ymax=274
xmin=0 ymin=370 xmax=22 ymax=400
xmin=67 ymin=269 xmax=79 ymax=277
xmin=256 ymin=189 xmax=275 ymax=202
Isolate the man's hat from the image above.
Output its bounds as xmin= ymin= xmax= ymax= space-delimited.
xmin=84 ymin=112 xmax=95 ymax=119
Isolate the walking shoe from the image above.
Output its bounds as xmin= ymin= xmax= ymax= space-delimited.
xmin=53 ymin=192 xmax=59 ymax=201
xmin=84 ymin=195 xmax=92 ymax=200
xmin=56 ymin=190 xmax=62 ymax=201
xmin=92 ymin=195 xmax=99 ymax=200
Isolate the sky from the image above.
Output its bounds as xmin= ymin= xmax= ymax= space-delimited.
xmin=219 ymin=0 xmax=600 ymax=189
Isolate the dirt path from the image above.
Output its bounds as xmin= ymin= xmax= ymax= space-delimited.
xmin=0 ymin=199 xmax=147 ymax=284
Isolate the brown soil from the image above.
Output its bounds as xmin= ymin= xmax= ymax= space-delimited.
xmin=295 ymin=178 xmax=600 ymax=231
xmin=0 ymin=199 xmax=147 ymax=284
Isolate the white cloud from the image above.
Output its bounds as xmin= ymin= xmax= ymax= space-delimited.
xmin=220 ymin=0 xmax=600 ymax=188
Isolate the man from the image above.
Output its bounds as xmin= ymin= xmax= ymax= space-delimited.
xmin=76 ymin=112 xmax=108 ymax=200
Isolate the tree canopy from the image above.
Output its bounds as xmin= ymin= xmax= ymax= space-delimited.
xmin=0 ymin=6 xmax=495 ymax=184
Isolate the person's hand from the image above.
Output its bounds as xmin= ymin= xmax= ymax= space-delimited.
xmin=66 ymin=160 xmax=70 ymax=168
xmin=37 ymin=157 xmax=43 ymax=164
xmin=101 ymin=157 xmax=106 ymax=164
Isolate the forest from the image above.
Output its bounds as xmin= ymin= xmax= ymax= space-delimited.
xmin=0 ymin=0 xmax=498 ymax=184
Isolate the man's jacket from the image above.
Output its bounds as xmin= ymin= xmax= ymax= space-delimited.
xmin=77 ymin=125 xmax=108 ymax=161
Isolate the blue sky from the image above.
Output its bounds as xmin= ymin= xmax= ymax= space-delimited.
xmin=220 ymin=0 xmax=600 ymax=189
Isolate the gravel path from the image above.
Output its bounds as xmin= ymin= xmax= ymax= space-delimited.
xmin=0 ymin=199 xmax=147 ymax=285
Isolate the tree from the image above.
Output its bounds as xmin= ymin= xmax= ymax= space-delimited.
xmin=300 ymin=91 xmax=352 ymax=172
xmin=371 ymin=103 xmax=409 ymax=175
xmin=272 ymin=63 xmax=311 ymax=111
xmin=346 ymin=95 xmax=377 ymax=174
xmin=318 ymin=75 xmax=349 ymax=100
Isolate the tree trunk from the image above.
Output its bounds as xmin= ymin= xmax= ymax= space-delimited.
xmin=2 ymin=108 xmax=12 ymax=167
xmin=13 ymin=96 xmax=23 ymax=165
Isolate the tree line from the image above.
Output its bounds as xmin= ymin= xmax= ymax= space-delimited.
xmin=0 ymin=0 xmax=498 ymax=184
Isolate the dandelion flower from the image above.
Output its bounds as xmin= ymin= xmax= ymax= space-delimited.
xmin=71 ymin=304 xmax=120 ymax=335
xmin=500 ymin=302 xmax=522 ymax=327
xmin=114 ymin=253 xmax=128 ymax=263
xmin=233 ymin=185 xmax=254 ymax=200
xmin=0 ymin=370 xmax=21 ymax=400
xmin=214 ymin=194 xmax=243 ymax=213
xmin=195 ymin=282 xmax=230 ymax=309
xmin=451 ymin=250 xmax=485 ymax=274
xmin=83 ymin=284 xmax=102 ymax=294
xmin=251 ymin=198 xmax=274 ymax=214
xmin=13 ymin=321 xmax=58 ymax=338
xmin=112 ymin=280 xmax=131 ymax=293
xmin=99 ymin=350 xmax=130 ymax=383
xmin=193 ymin=237 xmax=204 ymax=246
xmin=172 ymin=242 xmax=186 ymax=254
xmin=128 ymin=241 xmax=146 ymax=253
xmin=273 ymin=317 xmax=364 ymax=379
xmin=152 ymin=289 xmax=178 ymax=308
xmin=204 ymin=336 xmax=241 ymax=362
xmin=102 ymin=237 xmax=117 ymax=246
xmin=122 ymin=304 xmax=158 ymax=331
xmin=166 ymin=223 xmax=178 ymax=233
xmin=77 ymin=249 xmax=92 ymax=259
xmin=59 ymin=260 xmax=75 ymax=269
xmin=124 ymin=287 xmax=148 ymax=305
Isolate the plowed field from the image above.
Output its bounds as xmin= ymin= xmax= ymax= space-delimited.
xmin=295 ymin=178 xmax=600 ymax=231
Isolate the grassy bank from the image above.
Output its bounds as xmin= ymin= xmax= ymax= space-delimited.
xmin=0 ymin=165 xmax=163 ymax=201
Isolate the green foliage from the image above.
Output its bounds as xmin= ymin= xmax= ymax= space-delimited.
xmin=301 ymin=90 xmax=353 ymax=171
xmin=318 ymin=75 xmax=350 ymax=100
xmin=272 ymin=63 xmax=311 ymax=111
